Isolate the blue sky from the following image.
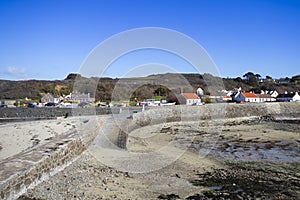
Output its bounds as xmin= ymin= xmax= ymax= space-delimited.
xmin=0 ymin=0 xmax=299 ymax=80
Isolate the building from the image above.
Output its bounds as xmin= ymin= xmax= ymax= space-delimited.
xmin=235 ymin=92 xmax=259 ymax=103
xmin=269 ymin=91 xmax=279 ymax=98
xmin=66 ymin=93 xmax=95 ymax=103
xmin=0 ymin=99 xmax=16 ymax=107
xmin=276 ymin=92 xmax=300 ymax=102
xmin=41 ymin=93 xmax=62 ymax=103
xmin=179 ymin=93 xmax=201 ymax=105
xmin=256 ymin=94 xmax=276 ymax=102
xmin=261 ymin=90 xmax=278 ymax=98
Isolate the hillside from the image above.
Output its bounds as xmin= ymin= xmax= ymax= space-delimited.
xmin=0 ymin=73 xmax=299 ymax=102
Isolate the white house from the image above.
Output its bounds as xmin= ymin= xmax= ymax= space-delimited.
xmin=261 ymin=90 xmax=278 ymax=98
xmin=65 ymin=93 xmax=95 ymax=103
xmin=41 ymin=93 xmax=62 ymax=103
xmin=179 ymin=93 xmax=201 ymax=105
xmin=269 ymin=91 xmax=279 ymax=98
xmin=276 ymin=92 xmax=300 ymax=102
xmin=235 ymin=92 xmax=260 ymax=103
xmin=256 ymin=94 xmax=276 ymax=102
xmin=0 ymin=99 xmax=16 ymax=107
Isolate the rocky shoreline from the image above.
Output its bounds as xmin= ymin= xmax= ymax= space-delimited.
xmin=18 ymin=155 xmax=300 ymax=200
xmin=188 ymin=161 xmax=300 ymax=199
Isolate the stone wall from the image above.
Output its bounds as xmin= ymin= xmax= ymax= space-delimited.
xmin=0 ymin=117 xmax=105 ymax=200
xmin=129 ymin=102 xmax=300 ymax=132
xmin=0 ymin=107 xmax=122 ymax=120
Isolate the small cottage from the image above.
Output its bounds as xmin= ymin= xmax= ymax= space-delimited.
xmin=41 ymin=93 xmax=61 ymax=103
xmin=235 ymin=92 xmax=259 ymax=103
xmin=179 ymin=93 xmax=201 ymax=105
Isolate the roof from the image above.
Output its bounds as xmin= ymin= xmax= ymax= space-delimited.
xmin=181 ymin=93 xmax=200 ymax=99
xmin=242 ymin=92 xmax=258 ymax=98
xmin=256 ymin=94 xmax=273 ymax=98
xmin=42 ymin=93 xmax=58 ymax=98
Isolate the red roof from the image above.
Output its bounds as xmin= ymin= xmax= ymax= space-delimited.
xmin=256 ymin=94 xmax=272 ymax=98
xmin=242 ymin=92 xmax=258 ymax=98
xmin=182 ymin=93 xmax=200 ymax=99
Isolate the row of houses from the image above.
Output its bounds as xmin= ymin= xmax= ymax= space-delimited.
xmin=142 ymin=90 xmax=300 ymax=106
xmin=228 ymin=91 xmax=300 ymax=103
xmin=235 ymin=92 xmax=276 ymax=103
xmin=2 ymin=89 xmax=299 ymax=108
xmin=0 ymin=93 xmax=95 ymax=108
xmin=179 ymin=89 xmax=300 ymax=106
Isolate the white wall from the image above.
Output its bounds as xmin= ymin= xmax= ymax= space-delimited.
xmin=186 ymin=99 xmax=201 ymax=105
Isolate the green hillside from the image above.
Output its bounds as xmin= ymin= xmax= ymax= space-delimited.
xmin=0 ymin=73 xmax=299 ymax=102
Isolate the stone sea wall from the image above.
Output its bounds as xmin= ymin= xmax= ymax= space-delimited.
xmin=130 ymin=102 xmax=300 ymax=130
xmin=0 ymin=117 xmax=104 ymax=200
xmin=0 ymin=107 xmax=121 ymax=120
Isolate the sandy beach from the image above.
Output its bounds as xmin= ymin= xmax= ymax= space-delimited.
xmin=0 ymin=116 xmax=102 ymax=161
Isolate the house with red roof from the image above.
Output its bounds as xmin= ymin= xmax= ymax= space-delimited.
xmin=179 ymin=93 xmax=201 ymax=105
xmin=235 ymin=92 xmax=259 ymax=103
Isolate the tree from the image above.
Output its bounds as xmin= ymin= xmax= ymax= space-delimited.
xmin=266 ymin=75 xmax=273 ymax=80
xmin=235 ymin=77 xmax=243 ymax=82
xmin=255 ymin=74 xmax=261 ymax=80
xmin=243 ymin=72 xmax=255 ymax=81
xmin=155 ymin=86 xmax=170 ymax=96
xmin=65 ymin=73 xmax=81 ymax=80
xmin=291 ymin=75 xmax=300 ymax=83
xmin=243 ymin=72 xmax=258 ymax=86
xmin=166 ymin=92 xmax=179 ymax=104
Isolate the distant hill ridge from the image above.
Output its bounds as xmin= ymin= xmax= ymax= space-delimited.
xmin=0 ymin=73 xmax=299 ymax=101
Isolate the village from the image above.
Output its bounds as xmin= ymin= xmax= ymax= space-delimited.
xmin=1 ymin=72 xmax=300 ymax=108
xmin=1 ymin=86 xmax=299 ymax=109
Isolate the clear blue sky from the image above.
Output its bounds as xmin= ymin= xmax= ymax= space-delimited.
xmin=0 ymin=0 xmax=299 ymax=80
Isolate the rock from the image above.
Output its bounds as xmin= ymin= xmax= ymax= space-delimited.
xmin=158 ymin=194 xmax=180 ymax=199
xmin=185 ymin=194 xmax=202 ymax=200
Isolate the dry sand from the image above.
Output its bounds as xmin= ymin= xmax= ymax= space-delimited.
xmin=0 ymin=116 xmax=101 ymax=161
